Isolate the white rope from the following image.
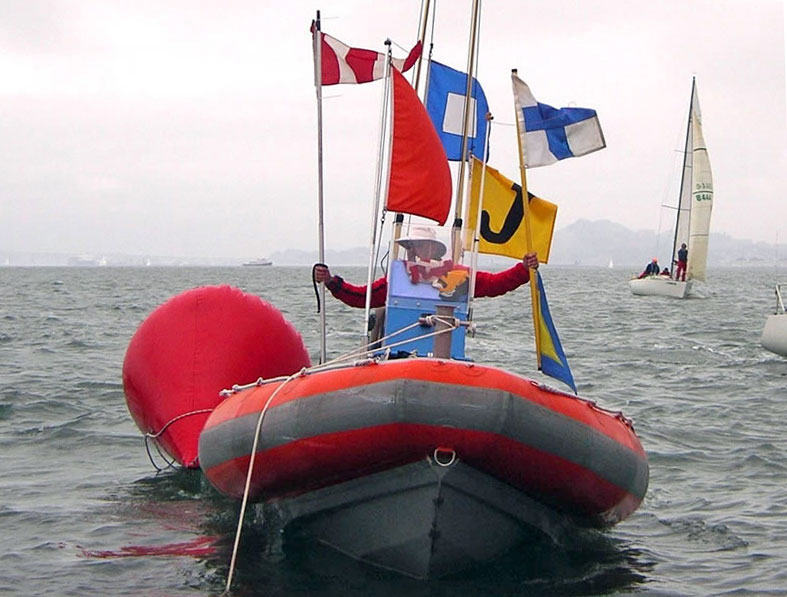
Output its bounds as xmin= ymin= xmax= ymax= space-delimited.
xmin=220 ymin=318 xmax=466 ymax=397
xmin=145 ymin=408 xmax=215 ymax=439
xmin=221 ymin=315 xmax=465 ymax=591
xmin=224 ymin=367 xmax=306 ymax=594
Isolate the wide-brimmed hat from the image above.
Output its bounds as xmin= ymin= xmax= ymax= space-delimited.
xmin=395 ymin=226 xmax=447 ymax=259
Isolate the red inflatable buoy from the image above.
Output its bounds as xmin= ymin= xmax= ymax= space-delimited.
xmin=122 ymin=285 xmax=311 ymax=468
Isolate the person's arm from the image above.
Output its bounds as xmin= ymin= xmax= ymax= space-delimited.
xmin=473 ymin=253 xmax=538 ymax=298
xmin=314 ymin=265 xmax=387 ymax=308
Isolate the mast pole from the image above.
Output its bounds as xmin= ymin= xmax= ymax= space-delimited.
xmin=670 ymin=76 xmax=695 ymax=278
xmin=412 ymin=0 xmax=431 ymax=95
xmin=451 ymin=0 xmax=482 ymax=262
xmin=312 ymin=11 xmax=327 ymax=363
xmin=362 ymin=41 xmax=393 ymax=347
xmin=467 ymin=111 xmax=494 ymax=325
xmin=512 ymin=69 xmax=542 ymax=367
xmin=393 ymin=0 xmax=432 ymax=261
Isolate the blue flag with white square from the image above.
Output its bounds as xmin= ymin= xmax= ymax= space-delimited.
xmin=512 ymin=73 xmax=605 ymax=168
xmin=426 ymin=61 xmax=489 ymax=161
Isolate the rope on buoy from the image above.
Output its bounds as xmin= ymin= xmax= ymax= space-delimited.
xmin=143 ymin=408 xmax=215 ymax=471
xmin=144 ymin=434 xmax=177 ymax=472
xmin=224 ymin=367 xmax=306 ymax=594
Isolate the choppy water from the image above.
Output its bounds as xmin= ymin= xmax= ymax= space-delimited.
xmin=1 ymin=265 xmax=786 ymax=596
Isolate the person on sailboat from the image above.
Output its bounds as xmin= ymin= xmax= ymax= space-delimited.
xmin=313 ymin=226 xmax=539 ymax=309
xmin=637 ymin=258 xmax=661 ymax=279
xmin=674 ymin=243 xmax=688 ymax=281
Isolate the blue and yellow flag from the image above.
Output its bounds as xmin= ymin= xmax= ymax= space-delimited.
xmin=535 ymin=271 xmax=576 ymax=393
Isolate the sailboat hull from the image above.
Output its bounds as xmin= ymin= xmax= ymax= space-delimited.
xmin=761 ymin=313 xmax=787 ymax=357
xmin=629 ymin=276 xmax=691 ymax=298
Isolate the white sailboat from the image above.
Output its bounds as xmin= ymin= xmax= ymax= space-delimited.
xmin=630 ymin=77 xmax=713 ymax=298
xmin=761 ymin=284 xmax=787 ymax=357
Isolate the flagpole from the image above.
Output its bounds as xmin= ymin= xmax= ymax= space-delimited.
xmin=362 ymin=41 xmax=393 ymax=346
xmin=511 ymin=68 xmax=542 ymax=367
xmin=412 ymin=0 xmax=431 ymax=95
xmin=467 ymin=112 xmax=493 ymax=325
xmin=451 ymin=0 xmax=482 ymax=262
xmin=312 ymin=11 xmax=327 ymax=364
xmin=393 ymin=0 xmax=432 ymax=262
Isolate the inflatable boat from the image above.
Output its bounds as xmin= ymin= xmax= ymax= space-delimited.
xmin=198 ymin=357 xmax=648 ymax=579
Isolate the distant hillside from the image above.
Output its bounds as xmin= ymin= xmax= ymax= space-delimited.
xmin=4 ymin=220 xmax=784 ymax=267
xmin=551 ymin=219 xmax=786 ymax=268
xmin=271 ymin=219 xmax=787 ymax=268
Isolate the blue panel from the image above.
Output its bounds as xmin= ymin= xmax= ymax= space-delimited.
xmin=383 ymin=260 xmax=469 ymax=359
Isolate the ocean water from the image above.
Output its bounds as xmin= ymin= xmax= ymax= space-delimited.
xmin=1 ymin=265 xmax=786 ymax=596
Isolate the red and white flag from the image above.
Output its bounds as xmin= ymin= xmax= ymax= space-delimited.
xmin=312 ymin=26 xmax=422 ymax=86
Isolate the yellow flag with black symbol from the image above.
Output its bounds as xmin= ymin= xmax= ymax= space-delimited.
xmin=467 ymin=157 xmax=557 ymax=262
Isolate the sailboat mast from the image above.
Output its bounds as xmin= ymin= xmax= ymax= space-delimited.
xmin=669 ymin=76 xmax=696 ymax=277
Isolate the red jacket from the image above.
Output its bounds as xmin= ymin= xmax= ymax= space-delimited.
xmin=325 ymin=262 xmax=531 ymax=309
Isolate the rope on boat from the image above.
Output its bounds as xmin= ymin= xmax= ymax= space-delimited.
xmin=143 ymin=408 xmax=215 ymax=472
xmin=224 ymin=367 xmax=307 ymax=594
xmin=218 ymin=316 xmax=465 ymax=398
xmin=222 ymin=318 xmax=460 ymax=589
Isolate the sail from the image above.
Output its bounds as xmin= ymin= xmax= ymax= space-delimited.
xmin=386 ymin=68 xmax=452 ymax=225
xmin=686 ymin=83 xmax=713 ymax=281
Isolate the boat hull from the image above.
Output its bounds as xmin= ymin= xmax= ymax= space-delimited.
xmin=629 ymin=276 xmax=691 ymax=298
xmin=198 ymin=358 xmax=648 ymax=576
xmin=761 ymin=313 xmax=787 ymax=357
xmin=269 ymin=458 xmax=573 ymax=579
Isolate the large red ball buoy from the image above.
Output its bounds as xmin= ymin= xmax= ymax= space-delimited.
xmin=122 ymin=285 xmax=311 ymax=468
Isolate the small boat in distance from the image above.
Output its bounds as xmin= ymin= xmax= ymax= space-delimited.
xmin=242 ymin=257 xmax=272 ymax=266
xmin=761 ymin=284 xmax=787 ymax=357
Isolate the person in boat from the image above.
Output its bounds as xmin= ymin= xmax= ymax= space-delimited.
xmin=637 ymin=258 xmax=661 ymax=279
xmin=674 ymin=243 xmax=688 ymax=281
xmin=313 ymin=226 xmax=539 ymax=309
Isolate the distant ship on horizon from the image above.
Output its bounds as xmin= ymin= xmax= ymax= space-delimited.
xmin=68 ymin=255 xmax=101 ymax=267
xmin=242 ymin=257 xmax=273 ymax=267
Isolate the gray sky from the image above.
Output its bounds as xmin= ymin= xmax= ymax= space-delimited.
xmin=1 ymin=0 xmax=785 ymax=259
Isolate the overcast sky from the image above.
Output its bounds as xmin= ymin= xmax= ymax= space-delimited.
xmin=1 ymin=0 xmax=785 ymax=259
